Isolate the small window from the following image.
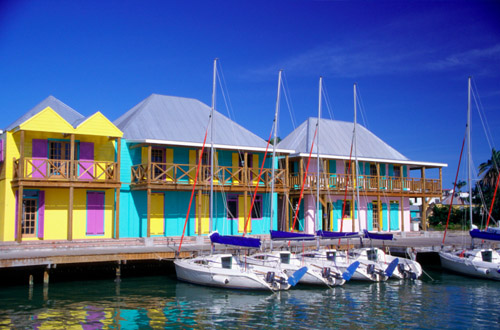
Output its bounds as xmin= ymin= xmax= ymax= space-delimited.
xmin=394 ymin=165 xmax=401 ymax=178
xmin=227 ymin=195 xmax=238 ymax=220
xmin=367 ymin=249 xmax=377 ymax=261
xmin=343 ymin=200 xmax=352 ymax=218
xmin=280 ymin=253 xmax=290 ymax=264
xmin=482 ymin=250 xmax=492 ymax=262
xmin=251 ymin=195 xmax=262 ymax=219
xmin=370 ymin=164 xmax=377 ymax=176
xmin=221 ymin=256 xmax=232 ymax=269
xmin=326 ymin=251 xmax=336 ymax=261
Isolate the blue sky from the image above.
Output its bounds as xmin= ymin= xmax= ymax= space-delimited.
xmin=1 ymin=0 xmax=499 ymax=188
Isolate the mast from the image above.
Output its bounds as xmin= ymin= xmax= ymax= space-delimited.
xmin=467 ymin=76 xmax=473 ymax=228
xmin=210 ymin=58 xmax=217 ymax=231
xmin=270 ymin=70 xmax=282 ymax=232
xmin=354 ymin=83 xmax=361 ymax=232
xmin=316 ymin=77 xmax=322 ymax=232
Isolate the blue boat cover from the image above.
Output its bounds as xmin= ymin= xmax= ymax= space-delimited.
xmin=316 ymin=230 xmax=361 ymax=238
xmin=469 ymin=229 xmax=500 ymax=241
xmin=363 ymin=229 xmax=393 ymax=240
xmin=209 ymin=232 xmax=261 ymax=248
xmin=270 ymin=230 xmax=316 ymax=240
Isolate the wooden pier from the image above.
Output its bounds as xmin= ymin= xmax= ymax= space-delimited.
xmin=0 ymin=231 xmax=492 ymax=285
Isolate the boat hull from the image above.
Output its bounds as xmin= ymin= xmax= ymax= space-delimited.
xmin=439 ymin=251 xmax=500 ymax=281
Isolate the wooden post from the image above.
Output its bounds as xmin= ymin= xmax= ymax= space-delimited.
xmin=244 ymin=152 xmax=248 ymax=185
xmin=115 ymin=260 xmax=121 ymax=283
xmin=299 ymin=158 xmax=304 ymax=188
xmin=68 ymin=186 xmax=74 ymax=240
xmin=244 ymin=190 xmax=248 ymax=233
xmin=197 ymin=190 xmax=202 ymax=235
xmin=285 ymin=155 xmax=289 ymax=188
xmin=69 ymin=134 xmax=75 ymax=180
xmin=147 ymin=145 xmax=152 ymax=184
xmin=115 ymin=137 xmax=121 ymax=239
xmin=421 ymin=167 xmax=427 ymax=231
xmin=16 ymin=186 xmax=23 ymax=243
xmin=43 ymin=267 xmax=49 ymax=286
xmin=285 ymin=192 xmax=290 ymax=231
xmin=401 ymin=196 xmax=405 ymax=232
xmin=19 ymin=130 xmax=25 ymax=180
xmin=377 ymin=194 xmax=381 ymax=232
xmin=439 ymin=167 xmax=443 ymax=195
xmin=147 ymin=188 xmax=151 ymax=237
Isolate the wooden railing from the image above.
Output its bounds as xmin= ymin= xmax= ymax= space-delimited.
xmin=131 ymin=162 xmax=287 ymax=189
xmin=13 ymin=158 xmax=118 ymax=182
xmin=290 ymin=172 xmax=441 ymax=195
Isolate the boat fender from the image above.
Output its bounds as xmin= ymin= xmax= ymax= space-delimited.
xmin=212 ymin=275 xmax=230 ymax=285
xmin=477 ymin=268 xmax=490 ymax=275
xmin=459 ymin=250 xmax=465 ymax=258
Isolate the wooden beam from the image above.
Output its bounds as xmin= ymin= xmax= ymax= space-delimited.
xmin=299 ymin=158 xmax=304 ymax=188
xmin=16 ymin=186 xmax=23 ymax=243
xmin=19 ymin=130 xmax=25 ymax=180
xmin=68 ymin=186 xmax=74 ymax=240
xmin=70 ymin=134 xmax=75 ymax=180
xmin=285 ymin=155 xmax=289 ymax=188
xmin=244 ymin=152 xmax=248 ymax=185
xmin=401 ymin=196 xmax=404 ymax=232
xmin=147 ymin=188 xmax=151 ymax=237
xmin=115 ymin=187 xmax=120 ymax=239
xmin=244 ymin=190 xmax=248 ymax=233
xmin=147 ymin=145 xmax=152 ymax=185
xmin=197 ymin=190 xmax=202 ymax=235
xmin=421 ymin=167 xmax=427 ymax=231
xmin=377 ymin=194 xmax=381 ymax=232
xmin=116 ymin=137 xmax=121 ymax=182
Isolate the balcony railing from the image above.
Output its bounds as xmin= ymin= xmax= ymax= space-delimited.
xmin=290 ymin=172 xmax=441 ymax=195
xmin=131 ymin=162 xmax=287 ymax=189
xmin=13 ymin=158 xmax=118 ymax=182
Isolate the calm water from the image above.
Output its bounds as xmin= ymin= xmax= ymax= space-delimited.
xmin=1 ymin=269 xmax=500 ymax=329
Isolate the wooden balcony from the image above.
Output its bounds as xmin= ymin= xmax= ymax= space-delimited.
xmin=290 ymin=172 xmax=441 ymax=196
xmin=131 ymin=162 xmax=288 ymax=192
xmin=12 ymin=158 xmax=120 ymax=188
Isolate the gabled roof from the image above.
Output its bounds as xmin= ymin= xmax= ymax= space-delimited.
xmin=278 ymin=117 xmax=408 ymax=161
xmin=114 ymin=94 xmax=268 ymax=150
xmin=5 ymin=96 xmax=84 ymax=131
xmin=75 ymin=112 xmax=123 ymax=137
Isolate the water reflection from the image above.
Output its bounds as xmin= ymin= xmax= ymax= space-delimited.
xmin=0 ymin=273 xmax=500 ymax=329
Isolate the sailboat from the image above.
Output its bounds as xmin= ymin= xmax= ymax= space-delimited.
xmin=439 ymin=77 xmax=500 ymax=280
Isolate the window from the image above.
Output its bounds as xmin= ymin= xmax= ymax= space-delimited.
xmin=151 ymin=148 xmax=165 ymax=180
xmin=370 ymin=164 xmax=377 ymax=176
xmin=344 ymin=161 xmax=352 ymax=174
xmin=394 ymin=165 xmax=401 ymax=177
xmin=48 ymin=141 xmax=76 ymax=177
xmin=227 ymin=195 xmax=238 ymax=220
xmin=22 ymin=198 xmax=37 ymax=237
xmin=343 ymin=200 xmax=352 ymax=218
xmin=221 ymin=256 xmax=232 ymax=269
xmin=252 ymin=195 xmax=262 ymax=219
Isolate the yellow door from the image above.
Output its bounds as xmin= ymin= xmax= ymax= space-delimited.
xmin=196 ymin=194 xmax=210 ymax=234
xmin=151 ymin=193 xmax=164 ymax=235
xmin=238 ymin=195 xmax=252 ymax=233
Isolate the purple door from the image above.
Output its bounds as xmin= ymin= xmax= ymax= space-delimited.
xmin=86 ymin=191 xmax=104 ymax=235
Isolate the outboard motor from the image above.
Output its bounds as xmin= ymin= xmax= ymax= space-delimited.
xmin=322 ymin=267 xmax=331 ymax=279
xmin=367 ymin=264 xmax=375 ymax=275
xmin=398 ymin=264 xmax=407 ymax=278
xmin=265 ymin=272 xmax=275 ymax=283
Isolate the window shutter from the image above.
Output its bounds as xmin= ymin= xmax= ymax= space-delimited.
xmin=32 ymin=139 xmax=48 ymax=178
xmin=79 ymin=142 xmax=94 ymax=180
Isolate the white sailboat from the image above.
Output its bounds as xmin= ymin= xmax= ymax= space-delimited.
xmin=353 ymin=247 xmax=422 ymax=280
xmin=439 ymin=77 xmax=500 ymax=280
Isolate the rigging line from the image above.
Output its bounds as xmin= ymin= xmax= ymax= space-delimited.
xmin=281 ymin=72 xmax=297 ymax=130
xmin=178 ymin=117 xmax=211 ymax=254
xmin=473 ymin=88 xmax=497 ymax=165
xmin=472 ymin=78 xmax=496 ymax=153
xmin=243 ymin=125 xmax=274 ymax=236
xmin=356 ymin=85 xmax=369 ymax=129
xmin=442 ymin=129 xmax=467 ymax=245
xmin=322 ymin=80 xmax=335 ymax=120
xmin=291 ymin=126 xmax=318 ymax=232
xmin=338 ymin=136 xmax=354 ymax=244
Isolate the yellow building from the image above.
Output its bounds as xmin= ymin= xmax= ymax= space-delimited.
xmin=0 ymin=96 xmax=122 ymax=242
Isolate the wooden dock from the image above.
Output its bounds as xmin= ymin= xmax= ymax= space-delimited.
xmin=1 ymin=231 xmax=493 ymax=285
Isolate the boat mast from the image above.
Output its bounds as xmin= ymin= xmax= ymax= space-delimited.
xmin=467 ymin=76 xmax=473 ymax=229
xmin=210 ymin=58 xmax=217 ymax=231
xmin=270 ymin=70 xmax=282 ymax=232
xmin=354 ymin=83 xmax=361 ymax=232
xmin=316 ymin=77 xmax=322 ymax=232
